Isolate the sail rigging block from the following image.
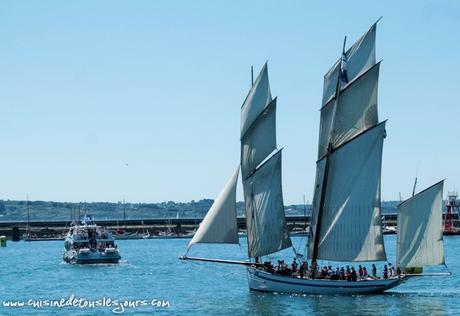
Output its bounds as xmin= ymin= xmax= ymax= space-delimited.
xmin=188 ymin=167 xmax=240 ymax=249
xmin=396 ymin=181 xmax=445 ymax=268
xmin=243 ymin=150 xmax=292 ymax=258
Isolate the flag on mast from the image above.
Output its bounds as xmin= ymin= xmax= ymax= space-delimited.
xmin=339 ymin=48 xmax=349 ymax=83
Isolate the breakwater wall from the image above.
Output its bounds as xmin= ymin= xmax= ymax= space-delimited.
xmin=0 ymin=214 xmax=458 ymax=239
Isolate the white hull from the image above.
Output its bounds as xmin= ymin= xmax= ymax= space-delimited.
xmin=247 ymin=267 xmax=405 ymax=295
xmin=63 ymin=223 xmax=121 ymax=264
xmin=63 ymin=249 xmax=120 ymax=264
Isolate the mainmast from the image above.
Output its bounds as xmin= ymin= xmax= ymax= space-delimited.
xmin=311 ymin=36 xmax=347 ymax=263
xmin=308 ymin=20 xmax=386 ymax=263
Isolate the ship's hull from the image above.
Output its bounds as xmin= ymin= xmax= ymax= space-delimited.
xmin=63 ymin=249 xmax=120 ymax=264
xmin=247 ymin=267 xmax=405 ymax=295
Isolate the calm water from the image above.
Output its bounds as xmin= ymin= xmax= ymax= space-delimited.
xmin=0 ymin=235 xmax=458 ymax=315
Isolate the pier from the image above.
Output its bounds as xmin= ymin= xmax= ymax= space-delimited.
xmin=4 ymin=216 xmax=309 ymax=239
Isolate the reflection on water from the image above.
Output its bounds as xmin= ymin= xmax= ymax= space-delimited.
xmin=247 ymin=292 xmax=290 ymax=316
xmin=244 ymin=290 xmax=453 ymax=316
xmin=393 ymin=293 xmax=446 ymax=315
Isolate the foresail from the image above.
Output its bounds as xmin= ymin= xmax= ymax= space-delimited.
xmin=322 ymin=23 xmax=376 ymax=106
xmin=241 ymin=98 xmax=277 ymax=179
xmin=396 ymin=181 xmax=445 ymax=268
xmin=188 ymin=167 xmax=240 ymax=249
xmin=243 ymin=150 xmax=292 ymax=258
xmin=240 ymin=63 xmax=272 ymax=138
xmin=318 ymin=63 xmax=380 ymax=159
xmin=308 ymin=122 xmax=387 ymax=262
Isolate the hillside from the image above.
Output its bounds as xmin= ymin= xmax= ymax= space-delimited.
xmin=0 ymin=199 xmax=401 ymax=222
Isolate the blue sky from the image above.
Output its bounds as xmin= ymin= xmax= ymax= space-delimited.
xmin=0 ymin=0 xmax=459 ymax=204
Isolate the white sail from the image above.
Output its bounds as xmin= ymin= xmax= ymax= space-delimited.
xmin=241 ymin=98 xmax=277 ymax=179
xmin=308 ymin=122 xmax=387 ymax=262
xmin=240 ymin=63 xmax=272 ymax=138
xmin=188 ymin=167 xmax=240 ymax=250
xmin=243 ymin=150 xmax=292 ymax=258
xmin=322 ymin=23 xmax=376 ymax=105
xmin=318 ymin=63 xmax=379 ymax=159
xmin=396 ymin=181 xmax=445 ymax=268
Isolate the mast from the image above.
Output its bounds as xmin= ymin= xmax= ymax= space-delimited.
xmin=412 ymin=160 xmax=419 ymax=197
xmin=250 ymin=187 xmax=259 ymax=263
xmin=309 ymin=20 xmax=386 ymax=263
xmin=26 ymin=196 xmax=30 ymax=236
xmin=123 ymin=198 xmax=126 ymax=229
xmin=311 ymin=36 xmax=347 ymax=263
xmin=247 ymin=64 xmax=259 ymax=262
xmin=240 ymin=63 xmax=291 ymax=259
xmin=412 ymin=177 xmax=418 ymax=197
xmin=303 ymin=194 xmax=307 ymax=232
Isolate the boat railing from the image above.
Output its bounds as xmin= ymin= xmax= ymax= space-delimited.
xmin=72 ymin=239 xmax=90 ymax=243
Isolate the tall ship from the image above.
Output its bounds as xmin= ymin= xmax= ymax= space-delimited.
xmin=63 ymin=215 xmax=121 ymax=264
xmin=181 ymin=20 xmax=448 ymax=294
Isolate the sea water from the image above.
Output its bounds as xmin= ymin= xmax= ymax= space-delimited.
xmin=0 ymin=235 xmax=458 ymax=315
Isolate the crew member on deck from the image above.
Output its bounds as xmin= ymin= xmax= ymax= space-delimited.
xmin=291 ymin=258 xmax=298 ymax=274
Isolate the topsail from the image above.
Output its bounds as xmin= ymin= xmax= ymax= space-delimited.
xmin=318 ymin=63 xmax=380 ymax=159
xmin=322 ymin=23 xmax=376 ymax=106
xmin=241 ymin=62 xmax=272 ymax=139
xmin=241 ymin=98 xmax=277 ymax=180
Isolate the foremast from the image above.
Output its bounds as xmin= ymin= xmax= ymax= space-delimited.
xmin=240 ymin=63 xmax=292 ymax=260
xmin=184 ymin=63 xmax=292 ymax=262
